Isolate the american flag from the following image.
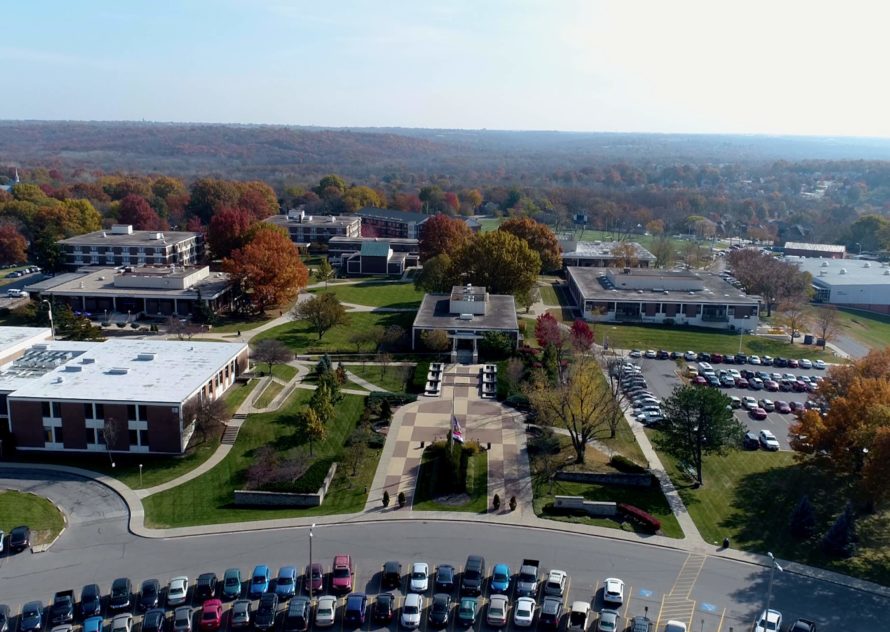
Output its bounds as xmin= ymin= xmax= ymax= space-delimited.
xmin=451 ymin=415 xmax=464 ymax=444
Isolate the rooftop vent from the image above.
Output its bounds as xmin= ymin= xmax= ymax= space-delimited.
xmin=33 ymin=344 xmax=48 ymax=351
xmin=108 ymin=367 xmax=130 ymax=375
xmin=65 ymin=365 xmax=82 ymax=372
xmin=53 ymin=376 xmax=64 ymax=384
xmin=864 ymin=262 xmax=872 ymax=268
xmin=137 ymin=352 xmax=156 ymax=361
xmin=458 ymin=313 xmax=473 ymax=321
xmin=821 ymin=261 xmax=829 ymax=267
xmin=81 ymin=357 xmax=96 ymax=364
xmin=884 ymin=270 xmax=890 ymax=276
xmin=840 ymin=268 xmax=847 ymax=275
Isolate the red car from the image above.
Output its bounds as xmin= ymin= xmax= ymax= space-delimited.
xmin=749 ymin=407 xmax=768 ymax=420
xmin=711 ymin=353 xmax=724 ymax=363
xmin=764 ymin=380 xmax=779 ymax=392
xmin=793 ymin=380 xmax=807 ymax=392
xmin=331 ymin=555 xmax=354 ymax=593
xmin=200 ymin=600 xmax=223 ymax=631
xmin=775 ymin=400 xmax=792 ymax=414
xmin=789 ymin=401 xmax=805 ymax=413
xmin=735 ymin=378 xmax=749 ymax=389
xmin=693 ymin=376 xmax=707 ymax=386
xmin=787 ymin=359 xmax=799 ymax=368
xmin=305 ymin=562 xmax=324 ymax=594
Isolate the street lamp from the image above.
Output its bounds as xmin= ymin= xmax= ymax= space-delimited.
xmin=139 ymin=463 xmax=143 ymax=487
xmin=41 ymin=300 xmax=55 ymax=340
xmin=764 ymin=552 xmax=783 ymax=621
xmin=308 ymin=523 xmax=316 ymax=602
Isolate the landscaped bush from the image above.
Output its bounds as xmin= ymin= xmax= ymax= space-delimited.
xmin=609 ymin=455 xmax=648 ymax=474
xmin=367 ymin=391 xmax=417 ymax=406
xmin=527 ymin=426 xmax=560 ymax=456
xmin=264 ymin=456 xmax=338 ymax=494
xmin=368 ymin=433 xmax=385 ymax=449
xmin=409 ymin=360 xmax=431 ymax=394
xmin=617 ymin=502 xmax=661 ymax=533
xmin=503 ymin=394 xmax=531 ymax=411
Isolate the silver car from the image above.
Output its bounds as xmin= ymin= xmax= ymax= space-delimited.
xmin=173 ymin=607 xmax=192 ymax=632
xmin=230 ymin=600 xmax=252 ymax=629
xmin=315 ymin=596 xmax=337 ymax=628
xmin=111 ymin=615 xmax=133 ymax=632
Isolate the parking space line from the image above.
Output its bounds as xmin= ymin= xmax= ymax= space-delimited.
xmin=686 ymin=601 xmax=696 ymax=630
xmin=622 ymin=586 xmax=632 ymax=619
xmin=654 ymin=593 xmax=665 ymax=632
xmin=716 ymin=607 xmax=726 ymax=632
xmin=563 ymin=575 xmax=571 ymax=607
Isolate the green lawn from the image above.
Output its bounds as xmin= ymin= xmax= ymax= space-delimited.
xmin=537 ymin=283 xmax=561 ymax=306
xmin=225 ymin=379 xmax=259 ymax=415
xmin=252 ymin=311 xmax=415 ymax=354
xmin=830 ymin=307 xmax=890 ymax=350
xmin=271 ymin=364 xmax=298 ymax=382
xmin=310 ymin=281 xmax=425 ymax=308
xmin=347 ymin=364 xmax=414 ymax=392
xmin=255 ymin=381 xmax=284 ymax=408
xmin=596 ymin=323 xmax=837 ymax=361
xmin=143 ymin=391 xmax=375 ymax=527
xmin=413 ymin=449 xmax=488 ymax=513
xmin=478 ymin=218 xmax=503 ymax=232
xmin=0 ymin=490 xmax=66 ymax=545
xmin=650 ymin=433 xmax=890 ymax=585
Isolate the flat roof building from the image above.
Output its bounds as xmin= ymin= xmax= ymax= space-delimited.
xmin=340 ymin=241 xmax=419 ymax=277
xmin=58 ymin=224 xmax=202 ymax=270
xmin=267 ymin=209 xmax=361 ymax=246
xmin=327 ymin=236 xmax=419 ymax=259
xmin=25 ymin=265 xmax=236 ymax=320
xmin=784 ymin=242 xmax=846 ymax=259
xmin=0 ymin=331 xmax=249 ymax=454
xmin=412 ymin=285 xmax=519 ymax=363
xmin=567 ymin=267 xmax=759 ymax=331
xmin=356 ymin=207 xmax=431 ymax=239
xmin=795 ymin=257 xmax=890 ymax=313
xmin=558 ymin=237 xmax=656 ymax=268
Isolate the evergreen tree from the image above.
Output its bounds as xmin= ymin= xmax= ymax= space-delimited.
xmin=821 ymin=502 xmax=857 ymax=558
xmin=789 ymin=495 xmax=817 ymax=540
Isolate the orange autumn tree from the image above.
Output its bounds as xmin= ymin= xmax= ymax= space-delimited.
xmin=224 ymin=224 xmax=308 ymax=314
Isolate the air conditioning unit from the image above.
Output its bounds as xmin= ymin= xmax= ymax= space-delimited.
xmin=458 ymin=313 xmax=473 ymax=321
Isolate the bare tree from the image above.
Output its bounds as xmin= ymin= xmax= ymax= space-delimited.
xmin=167 ymin=316 xmax=202 ymax=340
xmin=102 ymin=418 xmax=119 ymax=466
xmin=377 ymin=352 xmax=392 ymax=376
xmin=776 ymin=302 xmax=811 ymax=344
xmin=813 ymin=305 xmax=841 ymax=349
xmin=252 ymin=339 xmax=293 ymax=376
xmin=347 ymin=425 xmax=372 ymax=476
xmin=183 ymin=396 xmax=230 ymax=443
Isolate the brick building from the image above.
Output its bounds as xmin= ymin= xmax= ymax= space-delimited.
xmin=58 ymin=225 xmax=202 ymax=270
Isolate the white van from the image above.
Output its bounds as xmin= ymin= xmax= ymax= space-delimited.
xmin=6 ymin=289 xmax=27 ymax=298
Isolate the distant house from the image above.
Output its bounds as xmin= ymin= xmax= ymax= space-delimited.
xmin=0 ymin=169 xmax=20 ymax=193
xmin=558 ymin=237 xmax=655 ymax=268
xmin=355 ymin=207 xmax=431 ymax=239
xmin=327 ymin=236 xmax=419 ymax=260
xmin=783 ymin=242 xmax=846 ymax=259
xmin=58 ymin=224 xmax=202 ymax=270
xmin=342 ymin=240 xmax=419 ymax=277
xmin=266 ymin=209 xmax=361 ymax=246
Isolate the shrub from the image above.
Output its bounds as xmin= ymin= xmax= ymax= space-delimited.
xmin=493 ymin=493 xmax=501 ymax=510
xmin=368 ymin=433 xmax=385 ymax=449
xmin=789 ymin=495 xmax=817 ymax=540
xmin=821 ymin=502 xmax=857 ymax=558
xmin=382 ymin=490 xmax=390 ymax=507
xmin=527 ymin=427 xmax=560 ymax=456
xmin=397 ymin=491 xmax=406 ymax=508
xmin=503 ymin=394 xmax=531 ymax=411
xmin=509 ymin=495 xmax=517 ymax=511
xmin=609 ymin=455 xmax=647 ymax=474
xmin=367 ymin=391 xmax=417 ymax=407
xmin=409 ymin=360 xmax=431 ymax=394
xmin=617 ymin=503 xmax=661 ymax=533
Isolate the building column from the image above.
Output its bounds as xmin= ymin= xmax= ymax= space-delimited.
xmin=112 ymin=296 xmax=117 ymax=312
xmin=173 ymin=299 xmax=179 ymax=315
xmin=472 ymin=337 xmax=478 ymax=363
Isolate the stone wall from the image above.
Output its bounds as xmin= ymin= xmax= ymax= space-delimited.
xmin=234 ymin=463 xmax=338 ymax=507
xmin=554 ymin=471 xmax=654 ymax=487
xmin=554 ymin=495 xmax=617 ymax=517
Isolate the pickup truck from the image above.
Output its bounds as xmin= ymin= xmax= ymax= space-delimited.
xmin=50 ymin=590 xmax=76 ymax=625
xmin=516 ymin=559 xmax=540 ymax=597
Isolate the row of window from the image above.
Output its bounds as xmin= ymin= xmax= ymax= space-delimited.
xmin=44 ymin=426 xmax=148 ymax=448
xmin=42 ymin=401 xmax=148 ymax=421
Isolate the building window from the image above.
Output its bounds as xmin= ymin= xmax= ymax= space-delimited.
xmin=44 ymin=426 xmax=52 ymax=443
xmin=44 ymin=425 xmax=63 ymax=445
xmin=0 ymin=393 xmax=7 ymax=416
xmin=139 ymin=429 xmax=148 ymax=447
xmin=84 ymin=403 xmax=94 ymax=419
xmin=95 ymin=403 xmax=104 ymax=419
xmin=42 ymin=401 xmax=51 ymax=417
xmin=128 ymin=429 xmax=138 ymax=445
xmin=127 ymin=404 xmax=136 ymax=420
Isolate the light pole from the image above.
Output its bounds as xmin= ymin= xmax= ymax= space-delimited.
xmin=139 ymin=463 xmax=143 ymax=487
xmin=764 ymin=552 xmax=783 ymax=621
xmin=308 ymin=523 xmax=316 ymax=602
xmin=41 ymin=300 xmax=55 ymax=340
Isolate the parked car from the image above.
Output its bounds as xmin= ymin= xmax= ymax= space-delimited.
xmin=788 ymin=359 xmax=799 ymax=368
xmin=741 ymin=396 xmax=757 ymax=410
xmin=9 ymin=526 xmax=31 ymax=552
xmin=759 ymin=430 xmax=781 ymax=450
xmin=759 ymin=399 xmax=775 ymax=412
xmin=775 ymin=400 xmax=791 ymax=414
xmin=790 ymin=401 xmax=805 ymax=413
xmin=602 ymin=578 xmax=624 ymax=606
xmin=254 ymin=594 xmax=278 ymax=632
xmin=813 ymin=360 xmax=826 ymax=370
xmin=764 ymin=380 xmax=779 ymax=392
xmin=684 ymin=351 xmax=697 ymax=361
xmin=434 ymin=564 xmax=455 ymax=593
xmin=109 ymin=578 xmax=132 ymax=612
xmin=275 ymin=566 xmax=298 ymax=599
xmin=787 ymin=619 xmax=817 ymax=632
xmin=729 ymin=396 xmax=742 ymax=409
xmin=537 ymin=597 xmax=562 ymax=631
xmin=222 ymin=568 xmax=242 ymax=600
xmin=371 ymin=594 xmax=394 ymax=625
xmin=331 ymin=555 xmax=354 ymax=593
xmin=83 ymin=616 xmax=104 ymax=632
xmin=543 ymin=570 xmax=567 ymax=597
xmin=749 ymin=377 xmax=764 ymax=390
xmin=409 ymin=562 xmax=429 ymax=592
xmin=566 ymin=601 xmax=590 ymax=632
xmin=20 ymin=602 xmax=44 ymax=632
xmin=664 ymin=622 xmax=687 ymax=632
xmin=749 ymin=355 xmax=761 ymax=365
xmin=305 ymin=563 xmax=324 ymax=594
xmin=194 ymin=573 xmax=218 ymax=602
xmin=400 ymin=593 xmax=423 ymax=629
xmin=283 ymin=597 xmax=312 ymax=632
xmin=629 ymin=616 xmax=653 ymax=632
xmin=139 ymin=579 xmax=161 ymax=611
xmin=111 ymin=614 xmax=133 ymax=632
xmin=457 ymin=598 xmax=478 ymax=628
xmin=167 ymin=577 xmax=189 ymax=607
xmin=427 ymin=594 xmax=451 ymax=628
xmin=753 ymin=610 xmax=782 ymax=632
xmin=142 ymin=609 xmax=167 ymax=632
xmin=80 ymin=584 xmax=102 ymax=619
xmin=799 ymin=359 xmax=813 ymax=369
xmin=315 ymin=596 xmax=338 ymax=628
xmin=343 ymin=594 xmax=367 ymax=628
xmin=749 ymin=407 xmax=768 ymax=420
xmin=199 ymin=600 xmax=222 ymax=632
xmin=173 ymin=607 xmax=192 ymax=632
xmin=644 ymin=350 xmax=657 ymax=359
xmin=486 ymin=595 xmax=510 ymax=629
xmin=742 ymin=432 xmax=760 ymax=450
xmin=249 ymin=566 xmax=271 ymax=597
xmin=229 ymin=600 xmax=252 ymax=629
xmin=597 ymin=610 xmax=620 ymax=632
xmin=461 ymin=555 xmax=485 ymax=595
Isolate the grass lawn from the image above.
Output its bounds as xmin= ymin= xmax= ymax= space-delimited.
xmin=310 ymin=281 xmax=424 ymax=309
xmin=0 ymin=490 xmax=66 ymax=545
xmin=413 ymin=448 xmax=488 ymax=513
xmin=347 ymin=364 xmax=414 ymax=392
xmin=479 ymin=218 xmax=503 ymax=232
xmin=142 ymin=391 xmax=375 ymax=526
xmin=537 ymin=283 xmax=561 ymax=306
xmin=596 ymin=323 xmax=837 ymax=361
xmin=225 ymin=379 xmax=259 ymax=415
xmin=254 ymin=381 xmax=284 ymax=408
xmin=271 ymin=364 xmax=298 ymax=382
xmin=252 ymin=311 xmax=415 ymax=355
xmin=650 ymin=431 xmax=890 ymax=584
xmin=830 ymin=307 xmax=890 ymax=350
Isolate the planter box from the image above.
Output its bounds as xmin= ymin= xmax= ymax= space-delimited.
xmin=234 ymin=463 xmax=338 ymax=507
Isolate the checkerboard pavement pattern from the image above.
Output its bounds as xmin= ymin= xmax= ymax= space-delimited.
xmin=365 ymin=364 xmax=529 ymax=511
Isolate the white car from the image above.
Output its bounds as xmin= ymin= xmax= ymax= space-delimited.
xmin=664 ymin=621 xmax=688 ymax=632
xmin=729 ymin=396 xmax=741 ymax=409
xmin=315 ymin=595 xmax=338 ymax=627
xmin=543 ymin=570 xmax=567 ymax=597
xmin=684 ymin=351 xmax=697 ymax=361
xmin=401 ymin=593 xmax=423 ymax=629
xmin=799 ymin=358 xmax=813 ymax=369
xmin=486 ymin=595 xmax=509 ymax=628
xmin=513 ymin=597 xmax=536 ymax=628
xmin=167 ymin=576 xmax=189 ymax=606
xmin=111 ymin=615 xmax=133 ymax=632
xmin=814 ymin=359 xmax=826 ymax=370
xmin=567 ymin=601 xmax=591 ymax=632
xmin=409 ymin=562 xmax=429 ymax=592
xmin=753 ymin=609 xmax=782 ymax=632
xmin=602 ymin=578 xmax=624 ymax=606
xmin=749 ymin=355 xmax=761 ymax=365
xmin=597 ymin=610 xmax=620 ymax=632
xmin=742 ymin=396 xmax=758 ymax=410
xmin=644 ymin=350 xmax=657 ymax=359
xmin=759 ymin=429 xmax=780 ymax=451
xmin=0 ymin=529 xmax=4 ymax=554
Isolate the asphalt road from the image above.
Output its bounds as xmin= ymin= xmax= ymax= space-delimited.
xmin=634 ymin=358 xmax=831 ymax=450
xmin=1 ymin=471 xmax=888 ymax=632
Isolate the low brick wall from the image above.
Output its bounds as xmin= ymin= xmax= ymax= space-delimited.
xmin=554 ymin=471 xmax=654 ymax=487
xmin=234 ymin=463 xmax=338 ymax=507
xmin=554 ymin=495 xmax=617 ymax=517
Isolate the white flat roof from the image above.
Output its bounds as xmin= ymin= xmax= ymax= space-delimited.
xmin=0 ymin=327 xmax=52 ymax=352
xmin=10 ymin=339 xmax=248 ymax=404
xmin=0 ymin=341 xmax=99 ymax=392
xmin=796 ymin=258 xmax=890 ymax=286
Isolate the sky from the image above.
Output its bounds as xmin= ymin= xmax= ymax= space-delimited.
xmin=2 ymin=0 xmax=890 ymax=137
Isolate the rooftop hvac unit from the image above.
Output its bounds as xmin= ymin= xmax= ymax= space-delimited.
xmin=108 ymin=367 xmax=130 ymax=375
xmin=65 ymin=365 xmax=82 ymax=372
xmin=137 ymin=353 xmax=156 ymax=361
xmin=458 ymin=313 xmax=473 ymax=321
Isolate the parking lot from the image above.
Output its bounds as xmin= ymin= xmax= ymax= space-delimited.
xmin=627 ymin=353 xmax=831 ymax=451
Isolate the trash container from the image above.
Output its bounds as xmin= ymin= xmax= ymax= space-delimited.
xmin=803 ymin=334 xmax=814 ymax=345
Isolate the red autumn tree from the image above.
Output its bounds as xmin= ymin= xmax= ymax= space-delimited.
xmin=0 ymin=224 xmax=28 ymax=265
xmin=237 ymin=181 xmax=280 ymax=220
xmin=535 ymin=312 xmax=564 ymax=349
xmin=498 ymin=217 xmax=562 ymax=272
xmin=419 ymin=213 xmax=473 ymax=262
xmin=208 ymin=207 xmax=254 ymax=259
xmin=223 ymin=225 xmax=308 ymax=314
xmin=570 ymin=319 xmax=594 ymax=351
xmin=118 ymin=194 xmax=164 ymax=230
